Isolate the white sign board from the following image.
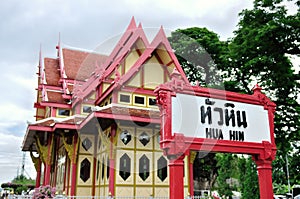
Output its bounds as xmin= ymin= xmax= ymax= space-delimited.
xmin=172 ymin=93 xmax=271 ymax=143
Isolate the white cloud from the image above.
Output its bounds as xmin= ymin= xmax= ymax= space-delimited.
xmin=120 ymin=0 xmax=252 ymax=39
xmin=0 ymin=0 xmax=257 ymax=186
xmin=0 ymin=132 xmax=36 ymax=183
xmin=0 ymin=103 xmax=34 ymax=126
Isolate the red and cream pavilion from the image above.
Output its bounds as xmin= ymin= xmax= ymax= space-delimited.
xmin=22 ymin=18 xmax=197 ymax=197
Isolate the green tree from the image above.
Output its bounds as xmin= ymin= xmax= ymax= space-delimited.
xmin=15 ymin=185 xmax=28 ymax=195
xmin=229 ymin=0 xmax=300 ymax=186
xmin=168 ymin=27 xmax=228 ymax=87
xmin=193 ymin=153 xmax=218 ymax=190
xmin=12 ymin=174 xmax=35 ymax=185
xmin=169 ymin=0 xmax=300 ymax=189
xmin=215 ymin=154 xmax=236 ymax=198
xmin=1 ymin=175 xmax=35 ymax=194
xmin=239 ymin=157 xmax=259 ymax=199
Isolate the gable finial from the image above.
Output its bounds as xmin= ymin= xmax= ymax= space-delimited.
xmin=158 ymin=25 xmax=167 ymax=37
xmin=38 ymin=43 xmax=42 ymax=70
xmin=126 ymin=16 xmax=137 ymax=31
xmin=56 ymin=32 xmax=61 ymax=57
xmin=137 ymin=22 xmax=143 ymax=29
xmin=38 ymin=44 xmax=47 ymax=84
xmin=252 ymin=84 xmax=262 ymax=94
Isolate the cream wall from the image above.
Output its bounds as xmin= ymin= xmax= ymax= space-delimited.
xmin=114 ymin=124 xmax=190 ymax=197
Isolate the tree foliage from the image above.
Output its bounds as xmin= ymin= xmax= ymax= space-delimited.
xmin=231 ymin=0 xmax=300 ymax=186
xmin=168 ymin=27 xmax=227 ymax=87
xmin=169 ymin=0 xmax=300 ymax=193
xmin=1 ymin=175 xmax=35 ymax=194
xmin=215 ymin=154 xmax=236 ymax=198
xmin=12 ymin=175 xmax=35 ymax=185
xmin=193 ymin=153 xmax=218 ymax=190
xmin=238 ymin=157 xmax=259 ymax=199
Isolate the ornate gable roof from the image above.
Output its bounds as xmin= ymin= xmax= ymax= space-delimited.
xmin=112 ymin=26 xmax=189 ymax=88
xmin=23 ymin=18 xmax=190 ymax=152
xmin=72 ymin=17 xmax=149 ymax=103
xmin=74 ymin=18 xmax=189 ymax=105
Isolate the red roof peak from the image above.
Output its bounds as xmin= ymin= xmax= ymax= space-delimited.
xmin=126 ymin=16 xmax=137 ymax=31
xmin=38 ymin=44 xmax=47 ymax=84
xmin=56 ymin=32 xmax=61 ymax=54
xmin=152 ymin=26 xmax=167 ymax=43
xmin=137 ymin=22 xmax=143 ymax=29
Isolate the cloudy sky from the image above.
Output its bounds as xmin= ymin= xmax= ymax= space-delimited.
xmin=0 ymin=0 xmax=257 ymax=185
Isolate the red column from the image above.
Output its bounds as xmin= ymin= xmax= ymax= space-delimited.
xmin=70 ymin=134 xmax=78 ymax=196
xmin=44 ymin=134 xmax=53 ymax=185
xmin=254 ymin=158 xmax=274 ymax=199
xmin=109 ymin=124 xmax=116 ymax=196
xmin=35 ymin=159 xmax=42 ymax=188
xmin=44 ymin=164 xmax=51 ymax=185
xmin=109 ymin=158 xmax=115 ymax=196
xmin=168 ymin=155 xmax=185 ymax=199
xmin=70 ymin=162 xmax=77 ymax=196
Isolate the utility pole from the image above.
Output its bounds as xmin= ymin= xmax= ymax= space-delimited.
xmin=21 ymin=152 xmax=25 ymax=178
xmin=286 ymin=154 xmax=291 ymax=193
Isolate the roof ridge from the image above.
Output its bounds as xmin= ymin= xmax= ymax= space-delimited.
xmin=74 ymin=18 xmax=150 ymax=102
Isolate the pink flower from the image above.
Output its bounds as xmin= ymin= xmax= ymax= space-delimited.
xmin=33 ymin=185 xmax=56 ymax=199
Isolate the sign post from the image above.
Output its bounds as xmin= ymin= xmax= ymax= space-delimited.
xmin=154 ymin=70 xmax=276 ymax=199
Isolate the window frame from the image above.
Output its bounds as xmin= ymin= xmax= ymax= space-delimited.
xmin=147 ymin=96 xmax=157 ymax=107
xmin=57 ymin=108 xmax=71 ymax=117
xmin=133 ymin=94 xmax=146 ymax=106
xmin=118 ymin=92 xmax=132 ymax=105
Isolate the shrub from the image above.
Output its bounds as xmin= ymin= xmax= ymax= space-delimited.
xmin=33 ymin=185 xmax=56 ymax=199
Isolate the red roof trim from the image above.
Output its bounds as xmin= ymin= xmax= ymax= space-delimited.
xmin=53 ymin=123 xmax=78 ymax=130
xmin=40 ymin=101 xmax=71 ymax=109
xmin=28 ymin=125 xmax=52 ymax=132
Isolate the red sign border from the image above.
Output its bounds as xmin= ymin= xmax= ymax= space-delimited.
xmin=154 ymin=70 xmax=277 ymax=199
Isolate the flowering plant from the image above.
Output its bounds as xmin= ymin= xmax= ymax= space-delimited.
xmin=33 ymin=185 xmax=56 ymax=199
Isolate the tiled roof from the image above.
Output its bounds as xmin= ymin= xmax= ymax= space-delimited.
xmin=63 ymin=48 xmax=107 ymax=81
xmin=44 ymin=58 xmax=60 ymax=86
xmin=47 ymin=91 xmax=65 ymax=103
xmin=41 ymin=49 xmax=108 ymax=103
